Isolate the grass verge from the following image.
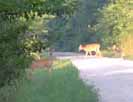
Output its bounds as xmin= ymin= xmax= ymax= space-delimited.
xmin=102 ymin=50 xmax=133 ymax=60
xmin=0 ymin=60 xmax=99 ymax=102
xmin=124 ymin=55 xmax=133 ymax=60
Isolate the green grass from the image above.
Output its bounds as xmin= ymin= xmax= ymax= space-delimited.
xmin=124 ymin=55 xmax=133 ymax=60
xmin=102 ymin=50 xmax=133 ymax=60
xmin=0 ymin=60 xmax=99 ymax=102
xmin=101 ymin=50 xmax=119 ymax=58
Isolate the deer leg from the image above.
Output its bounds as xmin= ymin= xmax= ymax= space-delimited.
xmin=89 ymin=51 xmax=92 ymax=56
xmin=96 ymin=49 xmax=101 ymax=57
xmin=85 ymin=51 xmax=88 ymax=56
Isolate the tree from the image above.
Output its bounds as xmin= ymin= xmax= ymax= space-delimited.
xmin=0 ymin=0 xmax=78 ymax=88
xmin=52 ymin=0 xmax=106 ymax=51
xmin=95 ymin=0 xmax=131 ymax=48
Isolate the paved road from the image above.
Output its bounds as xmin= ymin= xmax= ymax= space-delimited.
xmin=72 ymin=58 xmax=133 ymax=102
xmin=54 ymin=52 xmax=133 ymax=102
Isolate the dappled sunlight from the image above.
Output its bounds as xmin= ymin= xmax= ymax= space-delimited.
xmin=53 ymin=60 xmax=72 ymax=69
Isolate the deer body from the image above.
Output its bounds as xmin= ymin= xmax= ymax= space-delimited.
xmin=112 ymin=45 xmax=124 ymax=58
xmin=31 ymin=58 xmax=53 ymax=72
xmin=27 ymin=58 xmax=53 ymax=79
xmin=79 ymin=43 xmax=101 ymax=56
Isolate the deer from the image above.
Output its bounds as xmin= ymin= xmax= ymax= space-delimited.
xmin=79 ymin=43 xmax=101 ymax=57
xmin=27 ymin=48 xmax=55 ymax=79
xmin=30 ymin=57 xmax=53 ymax=72
xmin=112 ymin=44 xmax=125 ymax=58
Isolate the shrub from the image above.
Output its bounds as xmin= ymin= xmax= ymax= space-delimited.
xmin=0 ymin=18 xmax=31 ymax=88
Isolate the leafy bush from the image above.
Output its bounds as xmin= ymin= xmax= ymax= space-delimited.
xmin=0 ymin=18 xmax=31 ymax=88
xmin=0 ymin=0 xmax=79 ymax=92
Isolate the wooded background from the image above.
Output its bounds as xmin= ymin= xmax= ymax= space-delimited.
xmin=0 ymin=0 xmax=133 ymax=88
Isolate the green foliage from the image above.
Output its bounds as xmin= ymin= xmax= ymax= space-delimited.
xmin=101 ymin=50 xmax=121 ymax=58
xmin=52 ymin=0 xmax=132 ymax=52
xmin=52 ymin=0 xmax=106 ymax=51
xmin=0 ymin=0 xmax=78 ymax=88
xmin=0 ymin=18 xmax=31 ymax=87
xmin=23 ymin=36 xmax=44 ymax=53
xmin=0 ymin=0 xmax=78 ymax=18
xmin=11 ymin=60 xmax=98 ymax=102
xmin=96 ymin=0 xmax=131 ymax=48
xmin=124 ymin=55 xmax=133 ymax=60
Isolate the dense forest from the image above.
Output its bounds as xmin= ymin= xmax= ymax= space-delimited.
xmin=51 ymin=0 xmax=107 ymax=51
xmin=50 ymin=0 xmax=133 ymax=53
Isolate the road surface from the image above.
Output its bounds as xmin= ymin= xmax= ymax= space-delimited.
xmin=54 ymin=52 xmax=133 ymax=102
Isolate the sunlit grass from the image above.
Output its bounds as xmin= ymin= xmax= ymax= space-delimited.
xmin=124 ymin=55 xmax=133 ymax=60
xmin=53 ymin=60 xmax=71 ymax=69
xmin=101 ymin=50 xmax=120 ymax=58
xmin=102 ymin=49 xmax=133 ymax=60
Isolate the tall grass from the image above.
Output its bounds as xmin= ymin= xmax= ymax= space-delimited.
xmin=0 ymin=60 xmax=99 ymax=102
xmin=121 ymin=34 xmax=133 ymax=56
xmin=120 ymin=34 xmax=133 ymax=60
